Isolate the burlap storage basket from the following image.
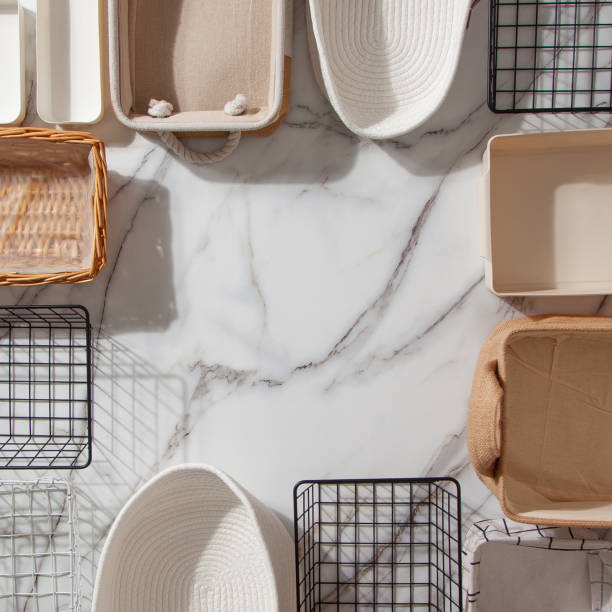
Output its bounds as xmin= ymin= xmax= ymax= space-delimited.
xmin=0 ymin=127 xmax=107 ymax=285
xmin=468 ymin=315 xmax=612 ymax=527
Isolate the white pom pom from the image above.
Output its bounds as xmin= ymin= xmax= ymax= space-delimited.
xmin=224 ymin=94 xmax=248 ymax=116
xmin=148 ymin=99 xmax=174 ymax=118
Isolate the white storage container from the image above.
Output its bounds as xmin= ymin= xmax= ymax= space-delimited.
xmin=36 ymin=0 xmax=103 ymax=124
xmin=0 ymin=0 xmax=24 ymax=125
xmin=480 ymin=129 xmax=612 ymax=295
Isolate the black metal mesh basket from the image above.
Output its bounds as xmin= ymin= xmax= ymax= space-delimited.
xmin=0 ymin=306 xmax=92 ymax=469
xmin=293 ymin=478 xmax=462 ymax=611
xmin=489 ymin=0 xmax=612 ymax=112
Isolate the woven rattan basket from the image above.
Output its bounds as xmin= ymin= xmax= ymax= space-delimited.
xmin=0 ymin=127 xmax=107 ymax=285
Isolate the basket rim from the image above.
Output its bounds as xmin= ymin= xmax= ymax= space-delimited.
xmin=293 ymin=476 xmax=461 ymax=496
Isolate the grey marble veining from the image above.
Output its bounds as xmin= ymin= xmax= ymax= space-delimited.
xmin=4 ymin=0 xmax=612 ymax=608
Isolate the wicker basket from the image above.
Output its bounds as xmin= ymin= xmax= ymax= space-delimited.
xmin=0 ymin=127 xmax=107 ymax=285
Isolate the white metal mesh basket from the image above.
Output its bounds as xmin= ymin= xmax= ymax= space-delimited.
xmin=0 ymin=480 xmax=80 ymax=611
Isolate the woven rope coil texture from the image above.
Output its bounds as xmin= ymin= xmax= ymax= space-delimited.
xmin=309 ymin=0 xmax=471 ymax=138
xmin=92 ymin=465 xmax=295 ymax=612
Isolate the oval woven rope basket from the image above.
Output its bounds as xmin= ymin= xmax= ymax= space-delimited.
xmin=92 ymin=464 xmax=296 ymax=612
xmin=0 ymin=127 xmax=107 ymax=285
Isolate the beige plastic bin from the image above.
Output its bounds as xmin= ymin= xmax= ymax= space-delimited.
xmin=480 ymin=129 xmax=612 ymax=295
xmin=108 ymin=0 xmax=292 ymax=164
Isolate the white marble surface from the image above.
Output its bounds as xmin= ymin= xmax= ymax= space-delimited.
xmin=6 ymin=0 xmax=612 ymax=608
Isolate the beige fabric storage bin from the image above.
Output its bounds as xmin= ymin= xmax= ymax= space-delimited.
xmin=480 ymin=129 xmax=612 ymax=295
xmin=108 ymin=0 xmax=291 ymax=164
xmin=468 ymin=315 xmax=612 ymax=527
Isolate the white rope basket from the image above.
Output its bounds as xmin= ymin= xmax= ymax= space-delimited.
xmin=307 ymin=0 xmax=471 ymax=139
xmin=92 ymin=464 xmax=295 ymax=612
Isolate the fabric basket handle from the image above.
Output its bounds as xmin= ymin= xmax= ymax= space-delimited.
xmin=159 ymin=131 xmax=241 ymax=165
xmin=467 ymin=359 xmax=503 ymax=479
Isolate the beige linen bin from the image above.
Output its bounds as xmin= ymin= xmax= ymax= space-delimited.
xmin=108 ymin=0 xmax=292 ymax=164
xmin=468 ymin=315 xmax=612 ymax=527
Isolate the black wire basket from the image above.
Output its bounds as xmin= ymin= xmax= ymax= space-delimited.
xmin=293 ymin=478 xmax=462 ymax=611
xmin=489 ymin=0 xmax=612 ymax=112
xmin=0 ymin=306 xmax=92 ymax=469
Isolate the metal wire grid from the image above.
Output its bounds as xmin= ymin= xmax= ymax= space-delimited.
xmin=0 ymin=480 xmax=80 ymax=611
xmin=489 ymin=0 xmax=612 ymax=112
xmin=293 ymin=479 xmax=462 ymax=611
xmin=0 ymin=306 xmax=92 ymax=469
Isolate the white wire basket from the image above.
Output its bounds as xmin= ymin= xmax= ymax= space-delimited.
xmin=0 ymin=480 xmax=80 ymax=611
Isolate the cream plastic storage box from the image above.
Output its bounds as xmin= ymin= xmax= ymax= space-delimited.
xmin=480 ymin=129 xmax=612 ymax=295
xmin=36 ymin=0 xmax=103 ymax=124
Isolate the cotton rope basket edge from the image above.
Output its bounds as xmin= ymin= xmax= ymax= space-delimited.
xmin=157 ymin=129 xmax=242 ymax=165
xmin=91 ymin=463 xmax=296 ymax=612
xmin=0 ymin=127 xmax=108 ymax=286
xmin=147 ymin=98 xmax=242 ymax=164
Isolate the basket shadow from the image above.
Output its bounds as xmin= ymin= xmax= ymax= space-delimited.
xmin=79 ymin=171 xmax=178 ymax=334
xmin=70 ymin=333 xmax=188 ymax=608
